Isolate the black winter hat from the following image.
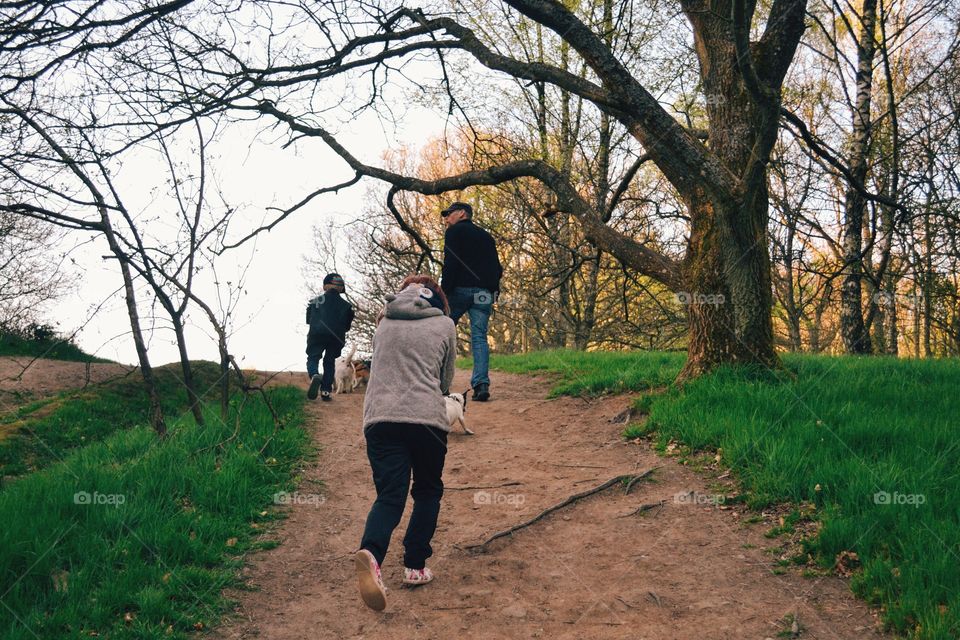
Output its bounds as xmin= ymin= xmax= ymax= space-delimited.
xmin=323 ymin=273 xmax=345 ymax=289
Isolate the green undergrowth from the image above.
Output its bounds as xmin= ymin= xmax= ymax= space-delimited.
xmin=0 ymin=362 xmax=229 ymax=481
xmin=0 ymin=331 xmax=109 ymax=363
xmin=492 ymin=350 xmax=960 ymax=639
xmin=458 ymin=349 xmax=684 ymax=396
xmin=0 ymin=384 xmax=310 ymax=639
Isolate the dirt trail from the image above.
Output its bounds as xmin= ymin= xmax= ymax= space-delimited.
xmin=214 ymin=369 xmax=882 ymax=640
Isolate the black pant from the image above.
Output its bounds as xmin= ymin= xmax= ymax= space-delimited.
xmin=305 ymin=335 xmax=342 ymax=392
xmin=360 ymin=422 xmax=447 ymax=570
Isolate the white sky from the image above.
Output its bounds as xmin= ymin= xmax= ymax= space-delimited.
xmin=61 ymin=105 xmax=446 ymax=373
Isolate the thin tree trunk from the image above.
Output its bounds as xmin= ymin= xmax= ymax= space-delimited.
xmin=783 ymin=214 xmax=803 ymax=351
xmin=923 ymin=207 xmax=933 ymax=357
xmin=219 ymin=337 xmax=230 ymax=421
xmin=172 ymin=316 xmax=205 ymax=425
xmin=884 ymin=271 xmax=899 ymax=355
xmin=840 ymin=0 xmax=878 ymax=354
xmin=913 ymin=276 xmax=921 ymax=357
xmin=575 ymin=251 xmax=601 ymax=350
xmin=104 ymin=227 xmax=166 ymax=435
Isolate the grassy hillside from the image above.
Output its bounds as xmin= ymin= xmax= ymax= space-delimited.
xmin=485 ymin=350 xmax=960 ymax=640
xmin=467 ymin=349 xmax=685 ymax=396
xmin=0 ymin=330 xmax=109 ymax=363
xmin=0 ymin=382 xmax=310 ymax=639
xmin=0 ymin=362 xmax=228 ymax=480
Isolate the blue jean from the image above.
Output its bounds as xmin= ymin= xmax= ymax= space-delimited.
xmin=448 ymin=286 xmax=492 ymax=387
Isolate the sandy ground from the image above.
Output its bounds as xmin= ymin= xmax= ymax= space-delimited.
xmin=210 ymin=369 xmax=887 ymax=640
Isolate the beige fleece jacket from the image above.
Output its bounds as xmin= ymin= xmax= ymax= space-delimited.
xmin=362 ymin=285 xmax=457 ymax=432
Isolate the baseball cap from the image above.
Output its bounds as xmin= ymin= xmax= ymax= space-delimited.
xmin=440 ymin=201 xmax=472 ymax=217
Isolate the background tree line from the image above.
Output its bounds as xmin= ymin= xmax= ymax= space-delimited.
xmin=303 ymin=0 xmax=960 ymax=358
xmin=1 ymin=0 xmax=959 ymax=423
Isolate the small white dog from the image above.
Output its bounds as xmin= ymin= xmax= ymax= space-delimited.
xmin=445 ymin=389 xmax=474 ymax=435
xmin=334 ymin=343 xmax=358 ymax=394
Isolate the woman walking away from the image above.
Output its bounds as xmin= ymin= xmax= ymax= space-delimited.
xmin=355 ymin=275 xmax=457 ymax=611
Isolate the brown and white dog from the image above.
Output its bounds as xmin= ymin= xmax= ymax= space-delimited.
xmin=445 ymin=388 xmax=474 ymax=435
xmin=351 ymin=359 xmax=371 ymax=388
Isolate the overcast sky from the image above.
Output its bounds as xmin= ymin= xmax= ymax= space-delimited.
xmin=62 ymin=103 xmax=446 ymax=373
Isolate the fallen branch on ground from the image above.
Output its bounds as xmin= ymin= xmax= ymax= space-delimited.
xmin=624 ymin=467 xmax=658 ymax=494
xmin=618 ymin=500 xmax=665 ymax=518
xmin=463 ymin=470 xmax=656 ymax=551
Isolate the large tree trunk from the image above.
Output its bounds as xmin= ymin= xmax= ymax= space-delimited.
xmin=840 ymin=0 xmax=878 ymax=354
xmin=678 ymin=8 xmax=779 ymax=378
xmin=682 ymin=195 xmax=778 ymax=377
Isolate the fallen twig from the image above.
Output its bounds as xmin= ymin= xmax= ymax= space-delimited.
xmin=464 ymin=470 xmax=656 ymax=551
xmin=618 ymin=500 xmax=665 ymax=518
xmin=624 ymin=467 xmax=658 ymax=494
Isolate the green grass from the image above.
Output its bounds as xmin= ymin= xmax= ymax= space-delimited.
xmin=0 ymin=332 xmax=109 ymax=363
xmin=459 ymin=349 xmax=685 ymax=396
xmin=0 ymin=384 xmax=310 ymax=639
xmin=490 ymin=350 xmax=960 ymax=640
xmin=0 ymin=362 xmax=228 ymax=480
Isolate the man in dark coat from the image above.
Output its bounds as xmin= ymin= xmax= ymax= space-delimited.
xmin=440 ymin=201 xmax=502 ymax=401
xmin=306 ymin=273 xmax=354 ymax=401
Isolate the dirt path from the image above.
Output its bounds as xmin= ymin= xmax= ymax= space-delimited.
xmin=214 ymin=370 xmax=883 ymax=640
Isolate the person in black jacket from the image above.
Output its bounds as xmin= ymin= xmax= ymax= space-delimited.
xmin=305 ymin=273 xmax=354 ymax=401
xmin=440 ymin=202 xmax=502 ymax=401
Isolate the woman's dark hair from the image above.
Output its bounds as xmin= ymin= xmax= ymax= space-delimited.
xmin=399 ymin=274 xmax=450 ymax=316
